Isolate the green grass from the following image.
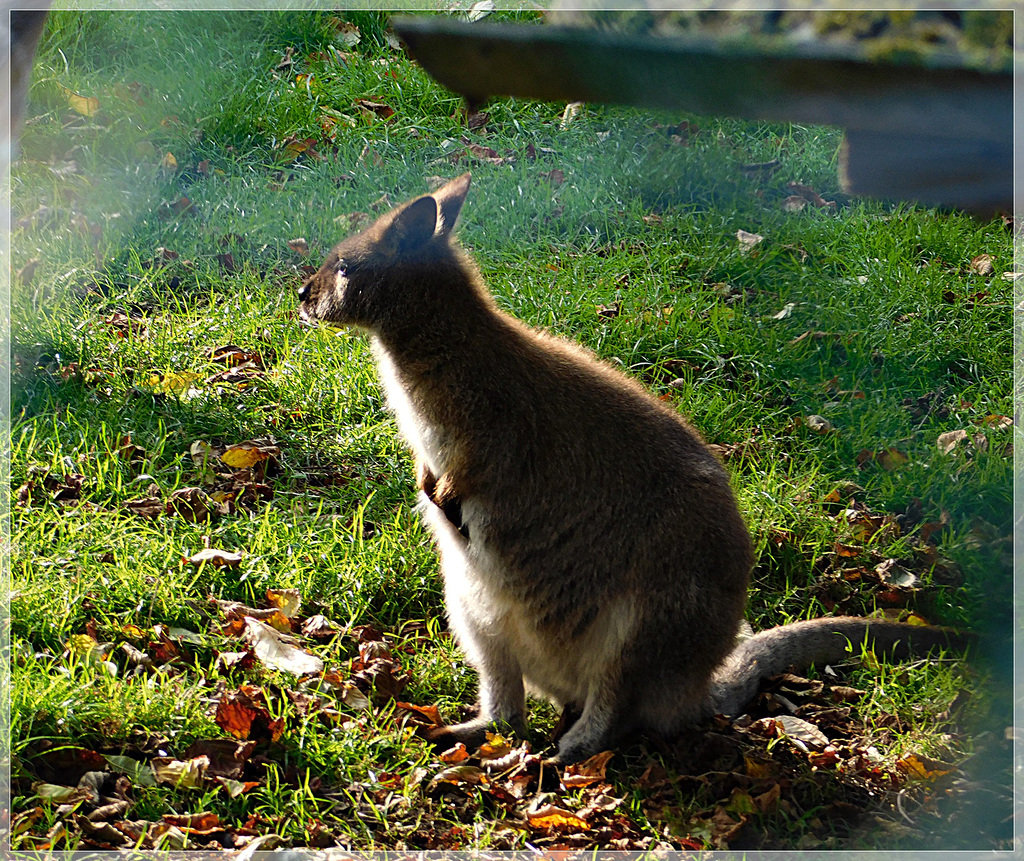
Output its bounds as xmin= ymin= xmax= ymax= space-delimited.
xmin=9 ymin=9 xmax=1012 ymax=852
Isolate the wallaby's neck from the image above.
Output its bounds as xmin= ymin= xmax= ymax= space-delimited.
xmin=373 ymin=252 xmax=504 ymax=372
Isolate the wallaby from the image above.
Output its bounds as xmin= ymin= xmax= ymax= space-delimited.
xmin=298 ymin=174 xmax=966 ymax=764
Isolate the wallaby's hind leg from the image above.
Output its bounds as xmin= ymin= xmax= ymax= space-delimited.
xmin=427 ymin=651 xmax=527 ymax=752
xmin=436 ymin=583 xmax=528 ymax=750
xmin=547 ymin=673 xmax=629 ymax=765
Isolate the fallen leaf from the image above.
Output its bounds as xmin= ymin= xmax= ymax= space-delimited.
xmin=244 ymin=617 xmax=323 ymax=676
xmin=466 ymin=0 xmax=495 ymax=21
xmin=466 ymin=109 xmax=489 ymax=130
xmin=786 ymin=181 xmax=835 ymax=209
xmin=527 ymin=803 xmax=589 ymax=832
xmin=156 ymin=196 xmax=196 ymax=220
xmin=331 ymin=19 xmax=361 ymax=47
xmin=217 ymin=777 xmax=261 ymax=798
xmin=561 ymin=750 xmax=614 ymax=788
xmin=396 ymin=701 xmax=444 ymax=727
xmin=898 ymin=752 xmax=956 ymax=782
xmin=185 ymin=548 xmax=242 ymax=568
xmin=430 ymin=764 xmax=487 ymax=787
xmin=936 ymin=429 xmax=969 ymax=454
xmin=214 ymin=686 xmax=284 ymax=742
xmin=982 ymin=414 xmax=1012 ymax=430
xmin=220 ymin=442 xmax=279 ymax=469
xmin=772 ymin=302 xmax=796 ymax=320
xmin=150 ymin=755 xmax=208 ymax=789
xmin=782 ymin=195 xmax=807 ymax=212
xmin=560 ymin=101 xmax=584 ymax=129
xmin=148 ymin=370 xmax=202 ymax=398
xmin=542 ymin=168 xmax=565 ymax=186
xmin=183 ymin=739 xmax=256 ymax=780
xmin=287 ymin=237 xmax=309 ymax=255
xmin=874 ymin=558 xmax=916 ymax=588
xmin=358 ymin=144 xmax=382 ymax=168
xmin=805 ymin=414 xmax=833 ymax=433
xmin=354 ymin=98 xmax=395 ymax=122
xmin=856 ymin=448 xmax=908 ymax=471
xmin=736 ymin=229 xmax=764 ymax=252
xmin=769 ymin=715 xmax=830 ymax=751
xmin=439 ymin=743 xmax=470 ymax=764
xmin=166 ymin=487 xmax=220 ymax=522
xmin=61 ymin=85 xmax=99 ymax=116
xmin=301 ymin=614 xmax=342 ymax=639
xmin=266 ymin=588 xmax=302 ymax=618
xmin=969 ymin=254 xmax=995 ymax=276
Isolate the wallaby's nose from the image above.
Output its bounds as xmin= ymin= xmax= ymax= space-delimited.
xmin=297 ymin=281 xmax=310 ymax=302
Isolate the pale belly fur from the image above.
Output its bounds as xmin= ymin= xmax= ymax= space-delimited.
xmin=423 ymin=498 xmax=638 ymax=708
xmin=373 ymin=337 xmax=639 ymax=707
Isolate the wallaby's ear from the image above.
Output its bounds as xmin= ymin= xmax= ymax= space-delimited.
xmin=434 ymin=173 xmax=471 ymax=238
xmin=387 ymin=195 xmax=438 ymax=255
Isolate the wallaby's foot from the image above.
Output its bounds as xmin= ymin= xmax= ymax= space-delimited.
xmin=426 ymin=715 xmax=527 ymax=754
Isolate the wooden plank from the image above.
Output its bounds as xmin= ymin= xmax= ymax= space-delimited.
xmin=394 ymin=18 xmax=1012 ymax=215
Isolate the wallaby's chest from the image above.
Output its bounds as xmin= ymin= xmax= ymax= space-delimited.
xmin=371 ymin=339 xmax=455 ymax=478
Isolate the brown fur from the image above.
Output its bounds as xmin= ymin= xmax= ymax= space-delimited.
xmin=298 ymin=174 xmax=966 ymax=763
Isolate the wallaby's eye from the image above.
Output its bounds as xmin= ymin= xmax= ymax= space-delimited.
xmin=336 ymin=261 xmax=349 ymax=278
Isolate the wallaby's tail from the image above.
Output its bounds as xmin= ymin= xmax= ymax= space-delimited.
xmin=703 ymin=617 xmax=970 ymax=719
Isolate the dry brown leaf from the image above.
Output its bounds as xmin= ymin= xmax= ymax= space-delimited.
xmin=937 ymin=429 xmax=969 ymax=454
xmin=769 ymin=715 xmax=830 ymax=751
xmin=438 ymin=743 xmax=470 ymax=764
xmin=736 ymin=229 xmax=764 ymax=252
xmin=354 ymin=98 xmax=395 ymax=122
xmin=805 ymin=414 xmax=833 ymax=434
xmin=430 ymin=764 xmax=487 ymax=787
xmin=561 ymin=749 xmax=614 ymax=788
xmin=982 ymin=414 xmax=1012 ymax=430
xmin=166 ymin=486 xmax=221 ymax=522
xmin=969 ymin=254 xmax=995 ymax=276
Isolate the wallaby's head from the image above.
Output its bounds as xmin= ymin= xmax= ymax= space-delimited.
xmin=298 ymin=173 xmax=473 ymax=334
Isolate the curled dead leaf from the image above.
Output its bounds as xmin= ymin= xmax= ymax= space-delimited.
xmin=185 ymin=548 xmax=242 ymax=568
xmin=937 ymin=429 xmax=969 ymax=454
xmin=736 ymin=229 xmax=764 ymax=253
xmin=527 ymin=803 xmax=589 ymax=832
xmin=969 ymin=254 xmax=995 ymax=276
xmin=150 ymin=755 xmax=209 ymax=789
xmin=244 ymin=617 xmax=323 ymax=676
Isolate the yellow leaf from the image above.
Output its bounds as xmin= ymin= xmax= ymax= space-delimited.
xmin=527 ymin=804 xmax=589 ymax=832
xmin=161 ymin=152 xmax=178 ymax=170
xmin=267 ymin=588 xmax=302 ymax=618
xmin=150 ymin=371 xmax=203 ymax=397
xmin=61 ymin=86 xmax=100 ymax=116
xmin=220 ymin=445 xmax=268 ymax=469
xmin=898 ymin=753 xmax=955 ymax=782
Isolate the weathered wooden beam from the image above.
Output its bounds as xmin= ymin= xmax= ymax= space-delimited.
xmin=394 ymin=17 xmax=1012 ymax=216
